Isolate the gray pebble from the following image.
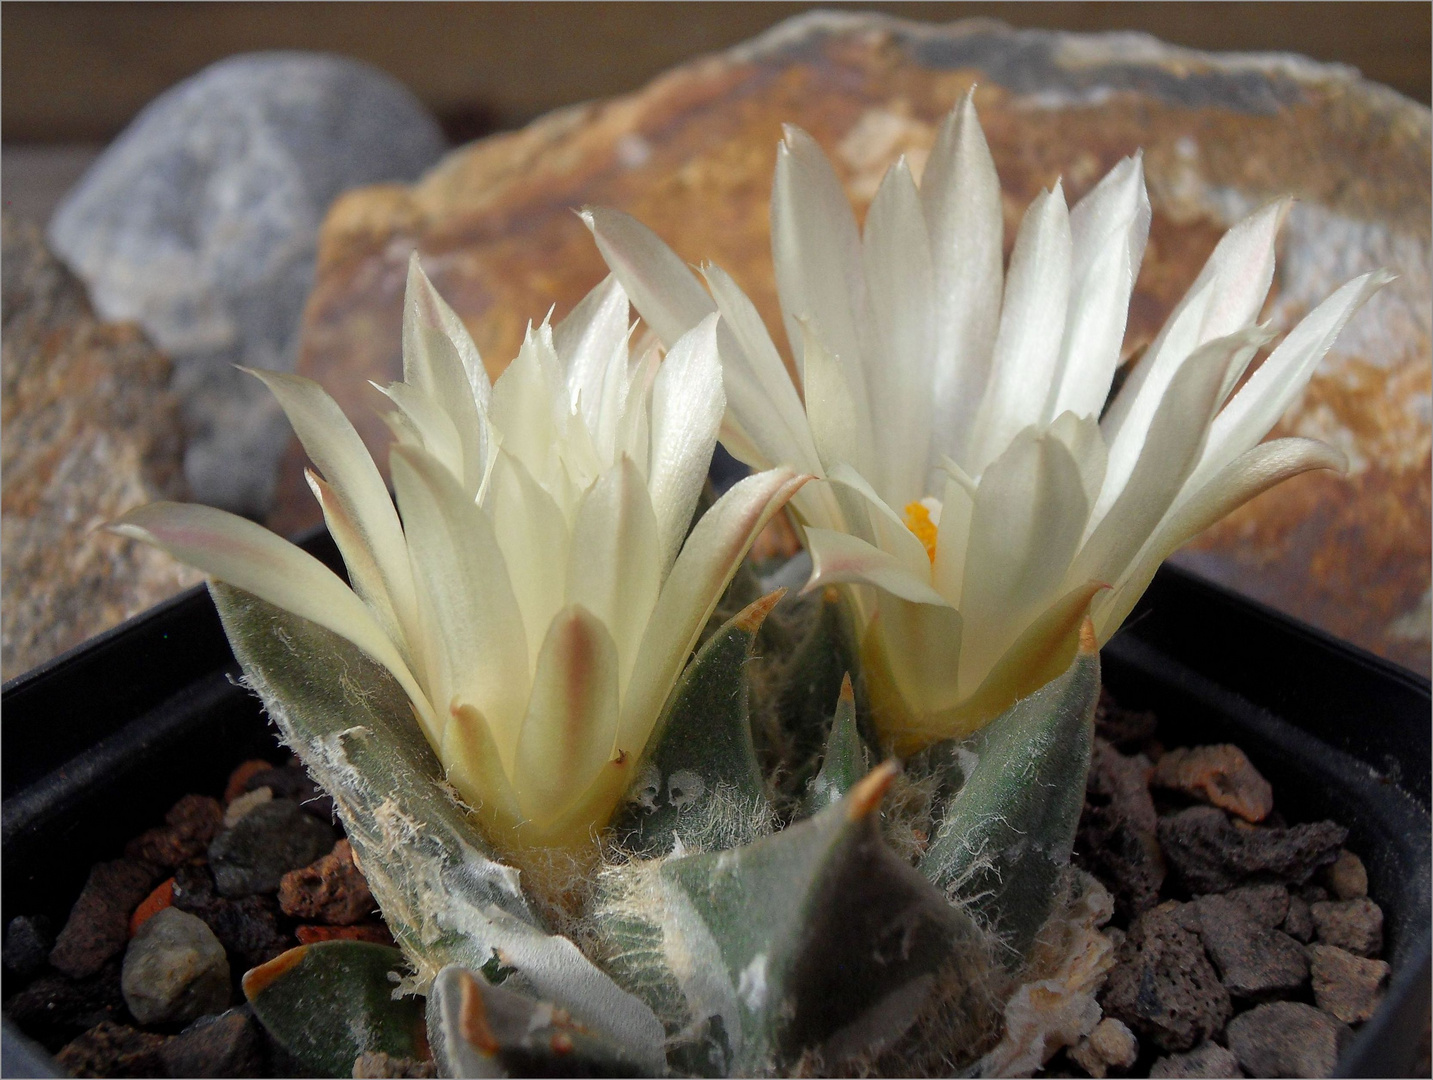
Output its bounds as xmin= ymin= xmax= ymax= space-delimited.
xmin=1194 ymin=893 xmax=1308 ymax=998
xmin=160 ymin=1005 xmax=268 ymax=1078
xmin=208 ymin=798 xmax=335 ymax=897
xmin=1309 ymin=943 xmax=1390 ymax=1023
xmin=1310 ymin=897 xmax=1383 ymax=957
xmin=1149 ymin=1041 xmax=1244 ymax=1078
xmin=1226 ymin=1000 xmax=1351 ymax=1078
xmin=121 ymin=907 xmax=230 ymax=1024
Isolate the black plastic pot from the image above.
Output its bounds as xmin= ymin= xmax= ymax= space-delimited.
xmin=3 ymin=529 xmax=1428 ymax=1078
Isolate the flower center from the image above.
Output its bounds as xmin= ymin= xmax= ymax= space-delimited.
xmin=903 ymin=501 xmax=938 ymax=564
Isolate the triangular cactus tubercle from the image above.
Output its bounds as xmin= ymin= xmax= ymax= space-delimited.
xmin=798 ymin=673 xmax=870 ymax=818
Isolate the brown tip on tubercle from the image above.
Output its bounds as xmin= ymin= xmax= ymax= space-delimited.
xmin=735 ymin=589 xmax=785 ymax=632
xmin=241 ymin=945 xmax=308 ymax=1000
xmin=839 ymin=672 xmax=854 ymax=703
xmin=1078 ymin=615 xmax=1098 ymax=655
xmin=458 ymin=970 xmax=501 ymax=1054
xmin=847 ymin=759 xmax=900 ymax=821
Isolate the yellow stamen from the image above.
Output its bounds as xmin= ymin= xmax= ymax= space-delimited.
xmin=903 ymin=501 xmax=938 ymax=564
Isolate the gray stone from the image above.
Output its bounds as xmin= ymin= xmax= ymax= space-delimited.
xmin=1157 ymin=806 xmax=1346 ymax=893
xmin=121 ymin=907 xmax=230 ymax=1025
xmin=1283 ymin=894 xmax=1315 ymax=942
xmin=1309 ymin=943 xmax=1390 ymax=1023
xmin=1221 ymin=882 xmax=1290 ymax=928
xmin=3 ymin=914 xmax=54 ymax=979
xmin=1225 ymin=1000 xmax=1351 ymax=1078
xmin=1149 ymin=1042 xmax=1243 ymax=1078
xmin=207 ymin=798 xmax=335 ymax=897
xmin=1310 ymin=897 xmax=1384 ymax=956
xmin=160 ymin=1005 xmax=268 ymax=1078
xmin=48 ymin=52 xmax=446 ymax=516
xmin=1192 ymin=893 xmax=1308 ymax=999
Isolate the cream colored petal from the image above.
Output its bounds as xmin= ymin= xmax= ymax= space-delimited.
xmin=872 ymin=591 xmax=964 ymax=716
xmin=648 ymin=314 xmax=725 ymax=573
xmin=512 ymin=604 xmax=622 ymax=824
xmin=965 ymin=183 xmax=1073 ymax=474
xmin=110 ymin=501 xmax=438 ymax=742
xmin=1095 ymin=437 xmax=1347 ymax=638
xmin=1047 ymin=411 xmax=1108 ymax=512
xmin=826 ymin=461 xmax=932 ymax=580
xmin=959 ymin=427 xmax=1088 ymax=690
xmin=565 ymin=457 xmax=662 ymax=692
xmin=802 ymin=322 xmax=874 ymax=481
xmin=553 ymin=274 xmax=631 ymax=437
xmin=772 ymin=125 xmax=866 ymax=387
xmin=245 ymin=368 xmax=419 ymax=650
xmin=376 ymin=380 xmax=466 ymax=483
xmin=921 ymin=89 xmax=1005 ymax=459
xmin=862 ymin=156 xmax=936 ymax=507
xmin=804 ymin=527 xmax=949 ymax=607
xmin=931 ymin=473 xmax=974 ymax=607
xmin=390 ymin=445 xmax=530 ymax=771
xmin=581 ymin=206 xmax=716 ymax=347
xmin=489 ymin=323 xmax=566 ymax=480
xmin=618 ymin=468 xmax=809 ymax=757
xmin=441 ymin=703 xmax=524 ymax=831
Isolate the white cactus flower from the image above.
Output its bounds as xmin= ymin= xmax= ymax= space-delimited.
xmin=584 ymin=91 xmax=1389 ymax=751
xmin=115 ymin=257 xmax=807 ymax=851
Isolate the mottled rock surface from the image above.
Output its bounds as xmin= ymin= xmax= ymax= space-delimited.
xmin=278 ymin=839 xmax=376 ymax=925
xmin=0 ymin=215 xmax=199 ymax=681
xmin=1225 ymin=1000 xmax=1351 ymax=1078
xmin=124 ymin=793 xmax=224 ymax=870
xmin=159 ymin=1007 xmax=268 ymax=1079
xmin=1308 ymin=943 xmax=1389 ymax=1023
xmin=1152 ymin=744 xmax=1274 ymax=823
xmin=1190 ymin=892 xmax=1308 ymax=998
xmin=1149 ymin=1041 xmax=1244 ymax=1078
xmin=1310 ymin=897 xmax=1384 ymax=956
xmin=53 ymin=1020 xmax=169 ymax=1079
xmin=283 ymin=12 xmax=1432 ymax=673
xmin=48 ymin=52 xmax=447 ymax=516
xmin=1157 ymin=805 xmax=1345 ymax=893
xmin=120 ymin=907 xmax=230 ymax=1024
xmin=207 ymin=799 xmax=335 ymax=897
xmin=49 ymin=858 xmax=158 ymax=979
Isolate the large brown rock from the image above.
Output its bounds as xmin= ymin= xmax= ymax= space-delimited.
xmin=1 ymin=215 xmax=202 ymax=681
xmin=283 ymin=13 xmax=1431 ymax=672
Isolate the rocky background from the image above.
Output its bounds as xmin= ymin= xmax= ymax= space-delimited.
xmin=2 ymin=11 xmax=1429 ymax=681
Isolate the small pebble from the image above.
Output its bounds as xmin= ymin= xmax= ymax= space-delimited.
xmin=208 ymin=798 xmax=335 ymax=897
xmin=121 ymin=907 xmax=230 ymax=1024
xmin=1149 ymin=1041 xmax=1244 ymax=1078
xmin=279 ymin=838 xmax=375 ymax=924
xmin=1221 ymin=882 xmax=1289 ymax=928
xmin=125 ymin=793 xmax=224 ymax=868
xmin=1157 ymin=806 xmax=1345 ymax=894
xmin=1069 ymin=1017 xmax=1138 ymax=1077
xmin=1323 ymin=849 xmax=1368 ymax=900
xmin=352 ymin=1050 xmax=438 ymax=1078
xmin=3 ymin=914 xmax=55 ymax=979
xmin=1283 ymin=894 xmax=1315 ymax=942
xmin=1226 ymin=1000 xmax=1351 ymax=1078
xmin=50 ymin=858 xmax=159 ymax=978
xmin=1310 ymin=897 xmax=1383 ymax=956
xmin=54 ymin=1020 xmax=169 ymax=1078
xmin=225 ymin=758 xmax=276 ymax=804
xmin=1152 ymin=744 xmax=1274 ymax=822
xmin=244 ymin=764 xmax=334 ymax=819
xmin=223 ymin=785 xmax=273 ymax=828
xmin=1309 ymin=943 xmax=1390 ymax=1022
xmin=1193 ymin=893 xmax=1308 ymax=998
xmin=170 ymin=863 xmax=294 ymax=970
xmin=128 ymin=878 xmax=175 ymax=938
xmin=160 ymin=1005 xmax=268 ymax=1078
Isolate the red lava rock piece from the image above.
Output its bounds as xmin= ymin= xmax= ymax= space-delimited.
xmin=225 ymin=759 xmax=276 ymax=804
xmin=1225 ymin=1000 xmax=1352 ymax=1078
xmin=4 ymin=960 xmax=128 ymax=1047
xmin=1100 ymin=901 xmax=1232 ymax=1052
xmin=1152 ymin=744 xmax=1274 ymax=823
xmin=1077 ymin=738 xmax=1165 ymax=920
xmin=1157 ymin=806 xmax=1346 ymax=893
xmin=50 ymin=858 xmax=159 ymax=979
xmin=278 ymin=839 xmax=376 ymax=925
xmin=294 ymin=923 xmax=395 ymax=946
xmin=125 ymin=794 xmax=224 ymax=869
xmin=54 ymin=1019 xmax=170 ymax=1078
xmin=1310 ymin=897 xmax=1384 ymax=957
xmin=128 ymin=878 xmax=174 ymax=938
xmin=1148 ymin=1041 xmax=1244 ymax=1078
xmin=1190 ymin=893 xmax=1308 ymax=999
xmin=1220 ymin=882 xmax=1290 ymax=928
xmin=1308 ymin=943 xmax=1390 ymax=1022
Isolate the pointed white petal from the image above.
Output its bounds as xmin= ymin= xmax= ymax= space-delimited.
xmin=801 ymin=322 xmax=874 ymax=481
xmin=377 ymin=380 xmax=467 ymax=482
xmin=581 ymin=206 xmax=716 ymax=347
xmin=245 ymin=368 xmax=419 ymax=648
xmin=965 ymin=183 xmax=1073 ymax=474
xmin=441 ymin=703 xmax=524 ymax=830
xmin=1048 ymin=410 xmax=1108 ymax=512
xmin=1075 ymin=326 xmax=1270 ymax=588
xmin=619 ymin=468 xmax=808 ymax=756
xmin=872 ymin=592 xmax=964 ymax=716
xmin=483 ymin=449 xmax=571 ymax=670
xmin=390 ymin=445 xmax=530 ymax=770
xmin=553 ymin=274 xmax=631 ymax=435
xmin=1195 ymin=270 xmax=1392 ymax=487
xmin=489 ymin=323 xmax=566 ymax=481
xmin=565 ymin=457 xmax=662 ymax=691
xmin=771 ymin=125 xmax=866 ymax=385
xmin=110 ymin=502 xmax=436 ymax=740
xmin=512 ymin=605 xmax=622 ymax=823
xmin=862 ymin=157 xmax=936 ymax=506
xmin=921 ymin=90 xmax=1005 ymax=458
xmin=803 ymin=527 xmax=948 ymax=607
xmin=1095 ymin=437 xmax=1347 ymax=637
xmin=648 ymin=314 xmax=725 ymax=573
xmin=959 ymin=426 xmax=1089 ymax=690
xmin=826 ymin=461 xmax=932 ymax=580
xmin=931 ymin=472 xmax=974 ymax=607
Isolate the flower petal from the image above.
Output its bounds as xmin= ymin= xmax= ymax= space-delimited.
xmin=565 ymin=456 xmax=662 ymax=692
xmin=772 ymin=125 xmax=866 ymax=386
xmin=513 ymin=604 xmax=622 ymax=824
xmin=553 ymin=274 xmax=631 ymax=437
xmin=872 ymin=591 xmax=964 ymax=716
xmin=110 ymin=501 xmax=437 ymax=740
xmin=376 ymin=380 xmax=466 ymax=482
xmin=862 ymin=156 xmax=936 ymax=506
xmin=931 ymin=472 xmax=974 ymax=607
xmin=801 ymin=322 xmax=874 ymax=481
xmin=803 ymin=527 xmax=949 ymax=607
xmin=390 ymin=444 xmax=530 ymax=770
xmin=1095 ymin=437 xmax=1347 ymax=637
xmin=921 ymin=90 xmax=1005 ymax=459
xmin=581 ymin=206 xmax=716 ymax=347
xmin=489 ymin=323 xmax=567 ymax=486
xmin=966 ymin=183 xmax=1073 ymax=474
xmin=619 ymin=468 xmax=809 ymax=757
xmin=648 ymin=314 xmax=725 ymax=573
xmin=826 ymin=461 xmax=932 ymax=580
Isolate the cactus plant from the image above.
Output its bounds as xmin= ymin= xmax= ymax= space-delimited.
xmin=114 ymin=90 xmax=1384 ymax=1078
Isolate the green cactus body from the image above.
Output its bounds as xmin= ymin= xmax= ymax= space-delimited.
xmin=798 ymin=673 xmax=869 ymax=817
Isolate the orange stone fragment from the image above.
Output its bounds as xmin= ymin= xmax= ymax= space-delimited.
xmin=294 ymin=923 xmax=395 ymax=946
xmin=1151 ymin=744 xmax=1275 ymax=823
xmin=224 ymin=758 xmax=275 ymax=805
xmin=127 ymin=877 xmax=174 ymax=938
